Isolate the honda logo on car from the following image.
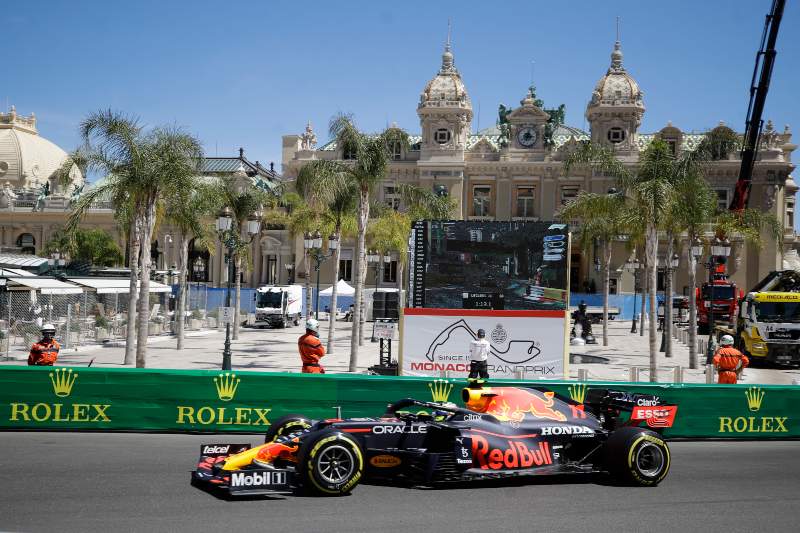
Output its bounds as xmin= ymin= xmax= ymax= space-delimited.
xmin=471 ymin=435 xmax=553 ymax=469
xmin=230 ymin=470 xmax=287 ymax=488
xmin=372 ymin=424 xmax=427 ymax=434
xmin=541 ymin=425 xmax=594 ymax=436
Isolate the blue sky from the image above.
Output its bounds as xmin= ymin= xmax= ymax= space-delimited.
xmin=5 ymin=0 xmax=799 ymax=226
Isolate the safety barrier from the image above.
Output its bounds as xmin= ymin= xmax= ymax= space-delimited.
xmin=0 ymin=366 xmax=797 ymax=438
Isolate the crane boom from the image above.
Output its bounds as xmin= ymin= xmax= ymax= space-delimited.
xmin=729 ymin=0 xmax=786 ymax=212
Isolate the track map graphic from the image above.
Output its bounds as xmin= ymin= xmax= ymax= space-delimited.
xmin=424 ymin=319 xmax=541 ymax=364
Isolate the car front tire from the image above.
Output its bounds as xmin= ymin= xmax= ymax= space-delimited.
xmin=298 ymin=431 xmax=364 ymax=496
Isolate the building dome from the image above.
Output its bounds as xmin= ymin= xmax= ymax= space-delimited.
xmin=418 ymin=42 xmax=472 ymax=113
xmin=589 ymin=41 xmax=643 ymax=107
xmin=0 ymin=107 xmax=83 ymax=192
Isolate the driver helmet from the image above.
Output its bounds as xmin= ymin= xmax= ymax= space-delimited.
xmin=719 ymin=334 xmax=734 ymax=347
xmin=41 ymin=324 xmax=56 ymax=336
xmin=305 ymin=318 xmax=319 ymax=333
xmin=477 ymin=328 xmax=486 ymax=338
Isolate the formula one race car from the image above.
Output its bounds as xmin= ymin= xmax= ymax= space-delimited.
xmin=191 ymin=386 xmax=678 ymax=497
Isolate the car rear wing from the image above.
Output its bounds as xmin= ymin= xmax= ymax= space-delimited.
xmin=583 ymin=389 xmax=678 ymax=431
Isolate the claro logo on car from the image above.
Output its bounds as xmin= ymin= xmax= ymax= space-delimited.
xmin=175 ymin=374 xmax=272 ymax=427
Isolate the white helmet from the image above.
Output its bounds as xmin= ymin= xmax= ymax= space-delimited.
xmin=41 ymin=323 xmax=56 ymax=333
xmin=305 ymin=318 xmax=319 ymax=333
xmin=720 ymin=334 xmax=735 ymax=346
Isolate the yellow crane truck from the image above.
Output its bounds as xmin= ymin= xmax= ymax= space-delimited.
xmin=736 ymin=271 xmax=800 ymax=367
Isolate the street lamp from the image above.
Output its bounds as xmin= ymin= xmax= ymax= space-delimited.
xmin=659 ymin=253 xmax=680 ymax=354
xmin=367 ymin=250 xmax=388 ymax=342
xmin=304 ymin=231 xmax=338 ymax=319
xmin=285 ymin=262 xmax=295 ymax=284
xmin=217 ymin=206 xmax=261 ymax=371
xmin=625 ymin=255 xmax=641 ymax=333
xmin=694 ymin=237 xmax=731 ymax=364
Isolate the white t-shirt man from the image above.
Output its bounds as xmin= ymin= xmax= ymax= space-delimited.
xmin=469 ymin=337 xmax=491 ymax=362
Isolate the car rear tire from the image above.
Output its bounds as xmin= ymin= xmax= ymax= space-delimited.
xmin=264 ymin=414 xmax=313 ymax=444
xmin=298 ymin=430 xmax=364 ymax=496
xmin=604 ymin=427 xmax=670 ymax=486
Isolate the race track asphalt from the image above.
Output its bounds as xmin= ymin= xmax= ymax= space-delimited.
xmin=0 ymin=433 xmax=797 ymax=533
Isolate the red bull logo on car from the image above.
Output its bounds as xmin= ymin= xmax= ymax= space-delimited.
xmin=471 ymin=434 xmax=553 ymax=469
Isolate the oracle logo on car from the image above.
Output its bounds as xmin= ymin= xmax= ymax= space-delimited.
xmin=372 ymin=425 xmax=427 ymax=435
xmin=471 ymin=435 xmax=553 ymax=470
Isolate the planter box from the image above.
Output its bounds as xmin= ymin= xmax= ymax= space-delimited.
xmin=95 ymin=328 xmax=110 ymax=342
xmin=190 ymin=319 xmax=203 ymax=330
xmin=148 ymin=323 xmax=163 ymax=336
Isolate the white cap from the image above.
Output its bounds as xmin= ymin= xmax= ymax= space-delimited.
xmin=720 ymin=334 xmax=734 ymax=346
xmin=306 ymin=318 xmax=319 ymax=332
xmin=41 ymin=323 xmax=56 ymax=332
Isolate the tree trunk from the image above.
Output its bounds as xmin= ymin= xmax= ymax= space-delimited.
xmin=176 ymin=232 xmax=189 ymax=350
xmin=349 ymin=187 xmax=370 ymax=372
xmin=124 ymin=218 xmax=141 ymax=365
xmin=688 ymin=231 xmax=699 ymax=369
xmin=136 ymin=199 xmax=157 ymax=368
xmin=397 ymin=259 xmax=404 ymax=303
xmin=602 ymin=240 xmax=612 ymax=346
xmin=326 ymin=227 xmax=342 ymax=354
xmin=646 ymin=223 xmax=659 ymax=382
xmin=233 ymin=255 xmax=241 ymax=340
xmin=640 ymin=254 xmax=647 ymax=337
xmin=665 ymin=237 xmax=674 ymax=359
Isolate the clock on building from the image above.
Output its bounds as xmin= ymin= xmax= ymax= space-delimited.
xmin=517 ymin=126 xmax=537 ymax=147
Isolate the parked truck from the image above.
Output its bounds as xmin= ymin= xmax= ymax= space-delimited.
xmin=735 ymin=270 xmax=800 ymax=366
xmin=252 ymin=285 xmax=303 ymax=328
xmin=696 ymin=265 xmax=741 ymax=334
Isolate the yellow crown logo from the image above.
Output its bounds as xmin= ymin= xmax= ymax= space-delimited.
xmin=214 ymin=373 xmax=240 ymax=402
xmin=428 ymin=379 xmax=453 ymax=403
xmin=745 ymin=387 xmax=765 ymax=412
xmin=49 ymin=368 xmax=77 ymax=398
xmin=568 ymin=383 xmax=587 ymax=404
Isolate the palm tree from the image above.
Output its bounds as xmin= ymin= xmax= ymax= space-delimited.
xmin=67 ymin=110 xmax=146 ymax=366
xmin=566 ymin=139 xmax=677 ymax=381
xmin=559 ymin=190 xmax=632 ymax=346
xmin=166 ymin=183 xmax=217 ymax=349
xmin=295 ymin=166 xmax=358 ymax=353
xmin=295 ymin=114 xmax=407 ymax=372
xmin=215 ymin=174 xmax=270 ymax=340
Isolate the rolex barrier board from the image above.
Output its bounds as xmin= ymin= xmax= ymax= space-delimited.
xmin=0 ymin=367 xmax=797 ymax=438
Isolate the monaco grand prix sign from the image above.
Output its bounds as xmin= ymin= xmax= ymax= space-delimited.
xmin=401 ymin=309 xmax=568 ymax=379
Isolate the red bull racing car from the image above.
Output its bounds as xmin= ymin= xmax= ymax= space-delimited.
xmin=192 ymin=386 xmax=677 ymax=497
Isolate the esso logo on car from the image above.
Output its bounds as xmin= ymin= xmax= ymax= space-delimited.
xmin=634 ymin=408 xmax=669 ymax=419
xmin=372 ymin=425 xmax=427 ymax=435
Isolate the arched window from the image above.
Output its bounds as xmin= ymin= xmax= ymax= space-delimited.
xmin=16 ymin=233 xmax=35 ymax=255
xmin=188 ymin=239 xmax=210 ymax=282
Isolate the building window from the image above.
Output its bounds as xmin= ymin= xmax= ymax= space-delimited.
xmin=390 ymin=141 xmax=402 ymax=160
xmin=787 ymin=198 xmax=795 ymax=229
xmin=384 ymin=185 xmax=400 ymax=211
xmin=434 ymin=128 xmax=451 ymax=145
xmin=515 ymin=186 xmax=536 ymax=218
xmin=342 ymin=144 xmax=357 ymax=160
xmin=265 ymin=255 xmax=277 ymax=285
xmin=560 ymin=186 xmax=579 ymax=206
xmin=338 ymin=259 xmax=352 ymax=281
xmin=16 ymin=233 xmax=35 ymax=255
xmin=607 ymin=127 xmax=626 ymax=144
xmin=714 ymin=188 xmax=729 ymax=212
xmin=472 ymin=186 xmax=492 ymax=217
xmin=383 ymin=260 xmax=397 ymax=283
xmin=666 ymin=139 xmax=677 ymax=155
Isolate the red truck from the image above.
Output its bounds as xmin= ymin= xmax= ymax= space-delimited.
xmin=696 ymin=266 xmax=742 ymax=334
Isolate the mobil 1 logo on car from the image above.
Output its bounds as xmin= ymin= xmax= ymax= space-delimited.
xmin=228 ymin=469 xmax=291 ymax=494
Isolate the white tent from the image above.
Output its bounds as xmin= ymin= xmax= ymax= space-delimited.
xmin=319 ymin=279 xmax=355 ymax=296
xmin=67 ymin=278 xmax=172 ymax=294
xmin=6 ymin=277 xmax=82 ymax=295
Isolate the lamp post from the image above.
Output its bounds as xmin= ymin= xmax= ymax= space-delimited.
xmin=192 ymin=257 xmax=204 ymax=314
xmin=368 ymin=250 xmax=390 ymax=342
xmin=695 ymin=237 xmax=731 ymax=364
xmin=285 ymin=263 xmax=295 ymax=284
xmin=217 ymin=206 xmax=261 ymax=370
xmin=625 ymin=255 xmax=641 ymax=333
xmin=303 ymin=230 xmax=338 ymax=320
